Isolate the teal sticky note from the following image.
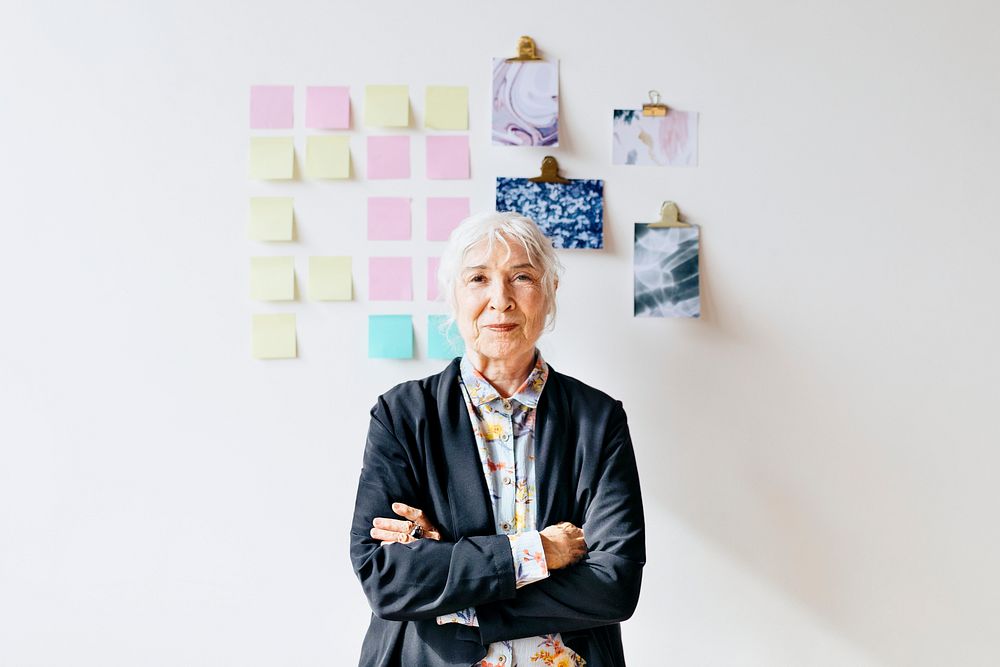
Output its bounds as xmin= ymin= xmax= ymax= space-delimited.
xmin=369 ymin=315 xmax=413 ymax=359
xmin=427 ymin=315 xmax=463 ymax=359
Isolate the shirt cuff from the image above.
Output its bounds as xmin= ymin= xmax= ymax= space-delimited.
xmin=508 ymin=530 xmax=549 ymax=589
xmin=435 ymin=607 xmax=479 ymax=627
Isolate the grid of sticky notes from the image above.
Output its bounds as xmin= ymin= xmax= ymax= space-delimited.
xmin=248 ymin=83 xmax=469 ymax=361
xmin=362 ymin=84 xmax=469 ymax=361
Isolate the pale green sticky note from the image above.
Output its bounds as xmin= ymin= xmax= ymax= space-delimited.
xmin=306 ymin=135 xmax=350 ymax=179
xmin=364 ymin=85 xmax=409 ymax=127
xmin=309 ymin=256 xmax=352 ymax=301
xmin=249 ymin=137 xmax=294 ymax=180
xmin=427 ymin=315 xmax=464 ymax=359
xmin=250 ymin=256 xmax=295 ymax=301
xmin=369 ymin=315 xmax=413 ymax=359
xmin=249 ymin=197 xmax=293 ymax=241
xmin=252 ymin=313 xmax=296 ymax=359
xmin=425 ymin=86 xmax=468 ymax=130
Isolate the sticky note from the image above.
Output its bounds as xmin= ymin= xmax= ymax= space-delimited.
xmin=369 ymin=257 xmax=412 ymax=301
xmin=308 ymin=256 xmax=352 ymax=301
xmin=367 ymin=197 xmax=411 ymax=241
xmin=368 ymin=315 xmax=413 ymax=359
xmin=426 ymin=135 xmax=469 ymax=179
xmin=364 ymin=85 xmax=409 ymax=127
xmin=306 ymin=86 xmax=350 ymax=129
xmin=367 ymin=136 xmax=410 ymax=179
xmin=252 ymin=314 xmax=297 ymax=359
xmin=427 ymin=197 xmax=470 ymax=241
xmin=428 ymin=315 xmax=464 ymax=359
xmin=250 ymin=85 xmax=293 ymax=129
xmin=249 ymin=137 xmax=294 ymax=180
xmin=250 ymin=256 xmax=295 ymax=301
xmin=425 ymin=86 xmax=468 ymax=130
xmin=427 ymin=257 xmax=441 ymax=300
xmin=306 ymin=135 xmax=350 ymax=179
xmin=249 ymin=197 xmax=293 ymax=241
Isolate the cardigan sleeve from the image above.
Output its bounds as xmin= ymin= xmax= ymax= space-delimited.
xmin=350 ymin=399 xmax=518 ymax=622
xmin=473 ymin=401 xmax=646 ymax=643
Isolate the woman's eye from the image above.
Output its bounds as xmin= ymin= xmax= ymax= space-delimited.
xmin=469 ymin=274 xmax=486 ymax=283
xmin=514 ymin=274 xmax=533 ymax=282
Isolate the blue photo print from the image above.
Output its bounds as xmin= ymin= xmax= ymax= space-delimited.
xmin=634 ymin=224 xmax=700 ymax=318
xmin=495 ymin=177 xmax=604 ymax=249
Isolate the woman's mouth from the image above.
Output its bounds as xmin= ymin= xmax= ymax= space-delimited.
xmin=484 ymin=324 xmax=518 ymax=333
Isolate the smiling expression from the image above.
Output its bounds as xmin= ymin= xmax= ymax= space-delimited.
xmin=455 ymin=234 xmax=550 ymax=364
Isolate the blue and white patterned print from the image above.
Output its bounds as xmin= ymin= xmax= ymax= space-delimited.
xmin=496 ymin=177 xmax=604 ymax=249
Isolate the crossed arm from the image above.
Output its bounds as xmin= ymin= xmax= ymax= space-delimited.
xmin=370 ymin=502 xmax=586 ymax=570
xmin=350 ymin=401 xmax=645 ymax=641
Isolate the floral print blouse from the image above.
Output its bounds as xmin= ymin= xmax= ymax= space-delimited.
xmin=436 ymin=352 xmax=585 ymax=667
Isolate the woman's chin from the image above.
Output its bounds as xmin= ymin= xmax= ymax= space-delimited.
xmin=474 ymin=341 xmax=530 ymax=362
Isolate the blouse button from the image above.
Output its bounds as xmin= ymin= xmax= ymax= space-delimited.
xmin=503 ymin=476 xmax=512 ymax=486
xmin=501 ymin=433 xmax=510 ymax=442
xmin=501 ymin=522 xmax=512 ymax=532
xmin=502 ymin=399 xmax=512 ymax=411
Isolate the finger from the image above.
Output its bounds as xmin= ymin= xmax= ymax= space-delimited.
xmin=373 ymin=517 xmax=413 ymax=533
xmin=393 ymin=503 xmax=440 ymax=535
xmin=370 ymin=527 xmax=412 ymax=543
xmin=392 ymin=502 xmax=429 ymax=526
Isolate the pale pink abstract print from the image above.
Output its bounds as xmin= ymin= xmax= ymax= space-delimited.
xmin=658 ymin=110 xmax=694 ymax=164
xmin=612 ymin=108 xmax=699 ymax=166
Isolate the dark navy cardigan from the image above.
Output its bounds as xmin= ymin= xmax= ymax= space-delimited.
xmin=350 ymin=358 xmax=645 ymax=666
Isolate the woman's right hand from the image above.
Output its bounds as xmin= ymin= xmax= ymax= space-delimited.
xmin=540 ymin=521 xmax=587 ymax=570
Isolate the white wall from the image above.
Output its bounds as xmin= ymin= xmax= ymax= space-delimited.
xmin=2 ymin=1 xmax=998 ymax=665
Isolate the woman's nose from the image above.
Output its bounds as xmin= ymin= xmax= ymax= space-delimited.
xmin=488 ymin=281 xmax=514 ymax=311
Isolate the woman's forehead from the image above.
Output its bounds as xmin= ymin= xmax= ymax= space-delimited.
xmin=463 ymin=235 xmax=534 ymax=268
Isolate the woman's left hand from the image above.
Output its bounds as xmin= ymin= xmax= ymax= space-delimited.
xmin=371 ymin=502 xmax=442 ymax=545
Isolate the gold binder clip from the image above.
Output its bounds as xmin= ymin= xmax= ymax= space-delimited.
xmin=528 ymin=156 xmax=571 ymax=184
xmin=647 ymin=201 xmax=690 ymax=228
xmin=506 ymin=35 xmax=543 ymax=62
xmin=642 ymin=90 xmax=669 ymax=117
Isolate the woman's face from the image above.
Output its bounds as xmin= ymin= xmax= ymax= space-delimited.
xmin=455 ymin=234 xmax=549 ymax=364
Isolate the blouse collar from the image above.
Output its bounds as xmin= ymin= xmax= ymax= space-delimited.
xmin=459 ymin=352 xmax=549 ymax=409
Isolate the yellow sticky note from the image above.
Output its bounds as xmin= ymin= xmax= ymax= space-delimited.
xmin=249 ymin=137 xmax=294 ymax=180
xmin=364 ymin=85 xmax=409 ymax=127
xmin=252 ymin=314 xmax=296 ymax=359
xmin=309 ymin=256 xmax=352 ymax=301
xmin=425 ymin=86 xmax=468 ymax=130
xmin=249 ymin=197 xmax=293 ymax=241
xmin=306 ymin=135 xmax=351 ymax=179
xmin=250 ymin=256 xmax=295 ymax=301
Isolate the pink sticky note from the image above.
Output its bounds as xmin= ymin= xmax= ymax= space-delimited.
xmin=369 ymin=257 xmax=413 ymax=301
xmin=427 ymin=197 xmax=471 ymax=241
xmin=367 ymin=136 xmax=410 ymax=179
xmin=250 ymin=85 xmax=294 ymax=129
xmin=426 ymin=135 xmax=469 ymax=179
xmin=306 ymin=86 xmax=350 ymax=129
xmin=368 ymin=197 xmax=411 ymax=241
xmin=427 ymin=257 xmax=442 ymax=301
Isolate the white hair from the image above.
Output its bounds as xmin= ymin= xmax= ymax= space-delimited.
xmin=437 ymin=210 xmax=563 ymax=335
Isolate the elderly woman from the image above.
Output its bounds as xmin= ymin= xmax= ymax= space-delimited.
xmin=350 ymin=212 xmax=645 ymax=667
